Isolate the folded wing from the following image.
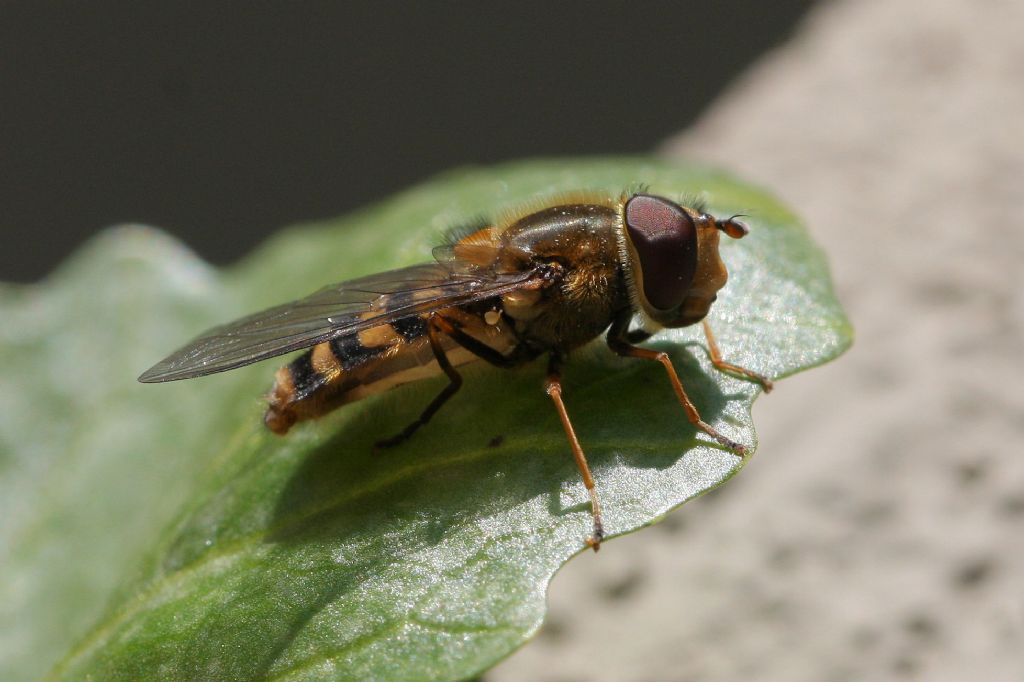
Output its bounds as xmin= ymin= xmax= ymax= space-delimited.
xmin=139 ymin=259 xmax=537 ymax=382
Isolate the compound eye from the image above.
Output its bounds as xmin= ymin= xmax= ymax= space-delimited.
xmin=624 ymin=194 xmax=698 ymax=310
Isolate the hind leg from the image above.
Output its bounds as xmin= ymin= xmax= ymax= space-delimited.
xmin=373 ymin=317 xmax=463 ymax=449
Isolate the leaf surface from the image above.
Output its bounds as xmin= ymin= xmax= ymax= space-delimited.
xmin=0 ymin=158 xmax=851 ymax=681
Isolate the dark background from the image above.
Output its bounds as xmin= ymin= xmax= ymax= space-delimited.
xmin=0 ymin=2 xmax=814 ymax=282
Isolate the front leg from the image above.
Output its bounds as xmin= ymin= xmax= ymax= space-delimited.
xmin=702 ymin=320 xmax=773 ymax=392
xmin=606 ymin=312 xmax=747 ymax=455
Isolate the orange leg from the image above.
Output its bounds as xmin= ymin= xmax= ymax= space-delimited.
xmin=702 ymin=320 xmax=773 ymax=392
xmin=545 ymin=354 xmax=604 ymax=551
xmin=608 ymin=332 xmax=747 ymax=456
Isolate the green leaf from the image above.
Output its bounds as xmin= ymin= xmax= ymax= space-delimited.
xmin=1 ymin=158 xmax=851 ymax=681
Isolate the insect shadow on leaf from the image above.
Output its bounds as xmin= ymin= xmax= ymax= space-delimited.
xmin=266 ymin=332 xmax=740 ymax=556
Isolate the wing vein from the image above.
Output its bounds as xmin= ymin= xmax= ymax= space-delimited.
xmin=138 ymin=261 xmax=537 ymax=382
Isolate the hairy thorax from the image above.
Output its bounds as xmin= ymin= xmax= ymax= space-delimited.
xmin=496 ymin=201 xmax=628 ymax=352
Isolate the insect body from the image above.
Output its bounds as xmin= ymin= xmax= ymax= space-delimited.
xmin=140 ymin=191 xmax=772 ymax=550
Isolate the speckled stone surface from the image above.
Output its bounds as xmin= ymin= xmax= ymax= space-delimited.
xmin=490 ymin=0 xmax=1024 ymax=679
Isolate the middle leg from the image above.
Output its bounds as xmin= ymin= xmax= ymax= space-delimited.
xmin=544 ymin=352 xmax=605 ymax=551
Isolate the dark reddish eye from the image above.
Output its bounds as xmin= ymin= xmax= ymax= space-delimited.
xmin=624 ymin=194 xmax=697 ymax=310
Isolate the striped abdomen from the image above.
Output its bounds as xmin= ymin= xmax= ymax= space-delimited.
xmin=263 ymin=310 xmax=513 ymax=434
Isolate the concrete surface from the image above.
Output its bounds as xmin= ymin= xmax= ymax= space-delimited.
xmin=490 ymin=0 xmax=1024 ymax=679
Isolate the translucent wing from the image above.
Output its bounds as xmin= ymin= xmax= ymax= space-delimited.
xmin=139 ymin=258 xmax=537 ymax=382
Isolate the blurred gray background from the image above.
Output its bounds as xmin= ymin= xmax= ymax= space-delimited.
xmin=493 ymin=0 xmax=1024 ymax=679
xmin=0 ymin=1 xmax=813 ymax=281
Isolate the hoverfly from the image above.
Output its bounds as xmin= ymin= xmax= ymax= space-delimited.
xmin=140 ymin=191 xmax=772 ymax=550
